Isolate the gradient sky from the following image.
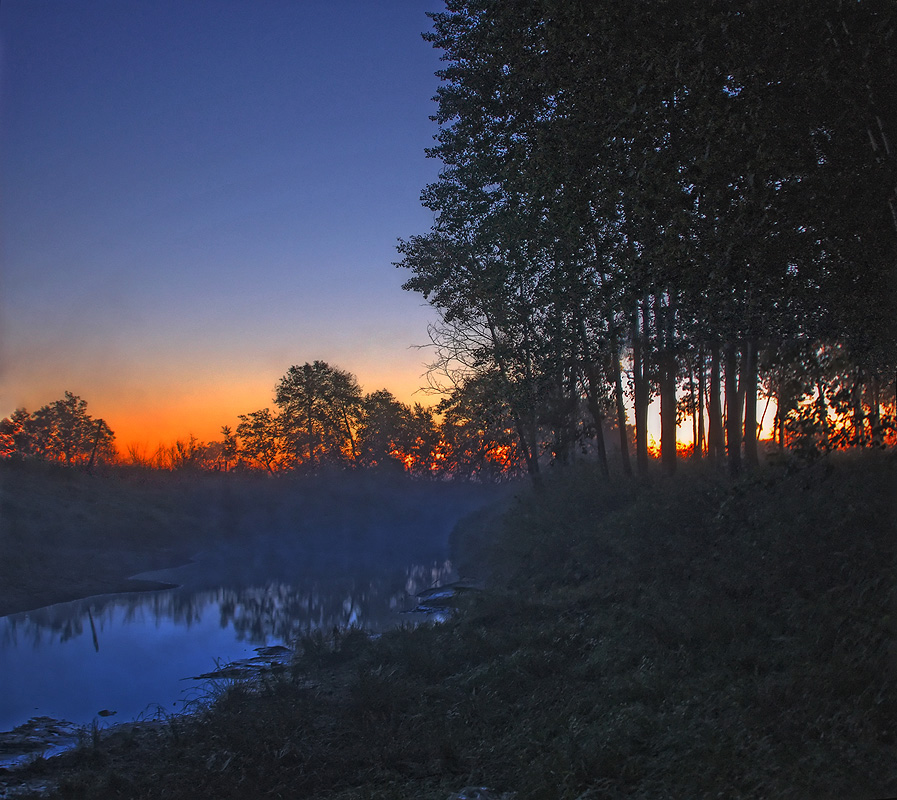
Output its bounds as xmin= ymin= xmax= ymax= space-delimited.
xmin=1 ymin=0 xmax=447 ymax=448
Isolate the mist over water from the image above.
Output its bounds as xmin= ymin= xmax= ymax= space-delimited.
xmin=0 ymin=473 xmax=503 ymax=741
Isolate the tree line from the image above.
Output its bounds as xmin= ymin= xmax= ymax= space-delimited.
xmin=0 ymin=364 xmax=525 ymax=480
xmin=396 ymin=0 xmax=896 ymax=479
xmin=223 ymin=359 xmax=525 ymax=478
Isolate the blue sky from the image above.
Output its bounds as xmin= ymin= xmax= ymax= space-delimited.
xmin=1 ymin=0 xmax=445 ymax=445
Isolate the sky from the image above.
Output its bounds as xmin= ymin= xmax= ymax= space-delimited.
xmin=0 ymin=0 xmax=448 ymax=448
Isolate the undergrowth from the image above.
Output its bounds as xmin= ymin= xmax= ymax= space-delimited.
xmin=9 ymin=451 xmax=896 ymax=799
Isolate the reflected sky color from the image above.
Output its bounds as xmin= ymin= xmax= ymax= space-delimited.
xmin=0 ymin=559 xmax=453 ymax=739
xmin=0 ymin=1 xmax=445 ymax=446
xmin=0 ymin=474 xmax=490 ymax=739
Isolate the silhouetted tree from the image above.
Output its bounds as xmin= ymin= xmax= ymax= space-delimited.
xmin=274 ymin=361 xmax=363 ymax=470
xmin=358 ymin=389 xmax=415 ymax=470
xmin=437 ymin=371 xmax=527 ymax=481
xmin=356 ymin=391 xmax=446 ymax=476
xmin=219 ymin=425 xmax=238 ymax=471
xmin=401 ymin=0 xmax=897 ymax=477
xmin=0 ymin=409 xmax=33 ymax=459
xmin=0 ymin=392 xmax=115 ymax=466
xmin=236 ymin=409 xmax=284 ymax=474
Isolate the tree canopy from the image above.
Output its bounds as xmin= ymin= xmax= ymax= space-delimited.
xmin=4 ymin=3 xmax=894 ymax=479
xmin=398 ymin=0 xmax=897 ymax=477
xmin=0 ymin=392 xmax=115 ymax=467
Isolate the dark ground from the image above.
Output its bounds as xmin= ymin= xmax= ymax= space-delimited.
xmin=0 ymin=462 xmax=499 ymax=616
xmin=0 ymin=462 xmax=211 ymax=616
xmin=1 ymin=451 xmax=894 ymax=799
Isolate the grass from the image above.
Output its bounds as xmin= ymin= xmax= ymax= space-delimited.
xmin=0 ymin=461 xmax=210 ymax=614
xmin=3 ymin=450 xmax=895 ymax=798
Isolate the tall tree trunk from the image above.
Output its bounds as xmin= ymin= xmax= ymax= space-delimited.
xmin=632 ymin=305 xmax=650 ymax=476
xmin=655 ymin=292 xmax=677 ymax=475
xmin=816 ymin=380 xmax=831 ymax=451
xmin=86 ymin=420 xmax=104 ymax=474
xmin=341 ymin=407 xmax=358 ymax=463
xmin=743 ymin=337 xmax=759 ymax=468
xmin=551 ymin=371 xmax=569 ymax=465
xmin=695 ymin=345 xmax=705 ymax=460
xmin=869 ymin=374 xmax=882 ymax=446
xmin=687 ymin=355 xmax=697 ymax=457
xmin=567 ymin=367 xmax=580 ymax=464
xmin=576 ymin=318 xmax=610 ymax=477
xmin=758 ymin=394 xmax=771 ymax=440
xmin=511 ymin=413 xmax=540 ymax=481
xmin=708 ymin=342 xmax=724 ymax=466
xmin=525 ymin=350 xmax=540 ymax=478
xmin=584 ymin=366 xmax=610 ymax=479
xmin=486 ymin=314 xmax=541 ymax=483
xmin=852 ymin=369 xmax=867 ymax=447
xmin=609 ymin=333 xmax=633 ymax=476
xmin=660 ymin=349 xmax=677 ymax=474
xmin=725 ymin=341 xmax=742 ymax=477
xmin=775 ymin=374 xmax=788 ymax=451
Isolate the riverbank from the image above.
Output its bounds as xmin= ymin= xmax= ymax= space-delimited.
xmin=0 ymin=463 xmax=203 ymax=615
xmin=0 ymin=463 xmax=499 ymax=616
xmin=4 ymin=451 xmax=895 ymax=798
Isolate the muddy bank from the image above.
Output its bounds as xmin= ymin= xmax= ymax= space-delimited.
xmin=0 ymin=571 xmax=183 ymax=619
xmin=1 ymin=463 xmax=209 ymax=617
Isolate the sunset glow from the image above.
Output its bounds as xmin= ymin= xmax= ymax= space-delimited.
xmin=2 ymin=2 xmax=891 ymax=474
xmin=0 ymin=1 xmax=443 ymax=449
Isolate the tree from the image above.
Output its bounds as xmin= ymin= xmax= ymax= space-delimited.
xmin=398 ymin=201 xmax=549 ymax=480
xmin=164 ymin=435 xmax=206 ymax=471
xmin=354 ymin=391 xmax=445 ymax=475
xmin=403 ymin=0 xmax=896 ymax=479
xmin=357 ymin=389 xmax=415 ymax=470
xmin=236 ymin=409 xmax=284 ymax=474
xmin=220 ymin=425 xmax=238 ymax=472
xmin=274 ymin=361 xmax=363 ymax=470
xmin=1 ymin=392 xmax=115 ymax=466
xmin=0 ymin=409 xmax=34 ymax=459
xmin=437 ymin=370 xmax=527 ymax=481
xmin=406 ymin=403 xmax=444 ymax=476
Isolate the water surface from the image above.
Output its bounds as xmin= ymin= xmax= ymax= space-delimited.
xmin=0 ymin=491 xmax=472 ymax=744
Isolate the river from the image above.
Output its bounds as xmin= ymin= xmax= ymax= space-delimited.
xmin=0 ymin=478 xmax=495 ymax=762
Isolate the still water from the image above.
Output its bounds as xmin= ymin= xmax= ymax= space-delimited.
xmin=0 ymin=529 xmax=457 ymax=739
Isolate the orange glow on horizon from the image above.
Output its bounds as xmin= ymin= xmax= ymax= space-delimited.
xmin=78 ymin=365 xmax=437 ymax=452
xmin=13 ymin=370 xmax=873 ymax=464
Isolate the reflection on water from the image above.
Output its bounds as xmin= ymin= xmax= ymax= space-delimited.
xmin=0 ymin=472 xmax=501 ymax=750
xmin=0 ymin=551 xmax=454 ymax=737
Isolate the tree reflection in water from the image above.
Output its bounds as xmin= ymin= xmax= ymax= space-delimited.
xmin=1 ymin=474 xmax=502 ymax=733
xmin=1 ymin=558 xmax=454 ymax=649
xmin=0 ymin=557 xmax=455 ymax=735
